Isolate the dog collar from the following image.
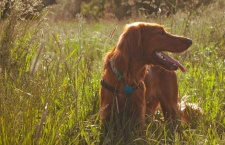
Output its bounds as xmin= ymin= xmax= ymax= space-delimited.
xmin=100 ymin=80 xmax=119 ymax=95
xmin=101 ymin=79 xmax=141 ymax=94
xmin=110 ymin=60 xmax=124 ymax=81
xmin=109 ymin=59 xmax=141 ymax=94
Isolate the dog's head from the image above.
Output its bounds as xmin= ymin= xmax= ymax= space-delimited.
xmin=116 ymin=22 xmax=192 ymax=72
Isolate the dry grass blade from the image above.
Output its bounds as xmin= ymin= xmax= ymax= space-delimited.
xmin=30 ymin=30 xmax=44 ymax=75
xmin=34 ymin=102 xmax=48 ymax=142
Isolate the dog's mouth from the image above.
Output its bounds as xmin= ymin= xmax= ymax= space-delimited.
xmin=153 ymin=51 xmax=186 ymax=72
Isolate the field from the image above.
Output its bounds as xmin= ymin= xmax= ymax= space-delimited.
xmin=1 ymin=2 xmax=225 ymax=145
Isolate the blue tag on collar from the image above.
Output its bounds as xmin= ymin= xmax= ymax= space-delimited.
xmin=124 ymin=86 xmax=134 ymax=94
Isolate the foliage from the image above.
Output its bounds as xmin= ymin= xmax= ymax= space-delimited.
xmin=79 ymin=0 xmax=215 ymax=20
xmin=81 ymin=0 xmax=106 ymax=19
xmin=0 ymin=0 xmax=46 ymax=74
xmin=0 ymin=0 xmax=55 ymax=20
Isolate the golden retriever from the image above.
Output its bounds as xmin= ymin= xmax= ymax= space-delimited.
xmin=100 ymin=22 xmax=192 ymax=127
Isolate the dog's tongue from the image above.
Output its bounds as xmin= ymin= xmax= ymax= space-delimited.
xmin=160 ymin=52 xmax=186 ymax=73
xmin=178 ymin=64 xmax=186 ymax=73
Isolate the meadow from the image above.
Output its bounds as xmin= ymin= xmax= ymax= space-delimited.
xmin=0 ymin=2 xmax=225 ymax=145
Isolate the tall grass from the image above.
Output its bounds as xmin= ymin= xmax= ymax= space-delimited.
xmin=0 ymin=1 xmax=225 ymax=144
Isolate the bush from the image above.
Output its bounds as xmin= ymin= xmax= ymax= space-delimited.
xmin=79 ymin=0 xmax=215 ymax=20
xmin=81 ymin=0 xmax=106 ymax=19
xmin=0 ymin=0 xmax=55 ymax=20
xmin=0 ymin=0 xmax=44 ymax=76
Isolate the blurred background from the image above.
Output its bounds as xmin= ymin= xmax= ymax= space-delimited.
xmin=0 ymin=0 xmax=219 ymax=21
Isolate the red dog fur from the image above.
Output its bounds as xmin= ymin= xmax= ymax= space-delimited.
xmin=145 ymin=66 xmax=179 ymax=123
xmin=145 ymin=66 xmax=203 ymax=126
xmin=100 ymin=22 xmax=192 ymax=127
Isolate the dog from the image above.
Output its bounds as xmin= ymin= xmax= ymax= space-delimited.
xmin=100 ymin=22 xmax=192 ymax=128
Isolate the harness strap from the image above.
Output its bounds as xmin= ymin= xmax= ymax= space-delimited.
xmin=101 ymin=79 xmax=141 ymax=94
xmin=101 ymin=79 xmax=120 ymax=114
xmin=101 ymin=79 xmax=141 ymax=114
xmin=100 ymin=80 xmax=119 ymax=95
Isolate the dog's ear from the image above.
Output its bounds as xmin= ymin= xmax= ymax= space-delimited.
xmin=117 ymin=24 xmax=142 ymax=59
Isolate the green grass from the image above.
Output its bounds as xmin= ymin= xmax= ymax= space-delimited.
xmin=1 ymin=3 xmax=225 ymax=145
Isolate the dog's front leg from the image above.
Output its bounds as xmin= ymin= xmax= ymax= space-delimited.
xmin=130 ymin=81 xmax=146 ymax=128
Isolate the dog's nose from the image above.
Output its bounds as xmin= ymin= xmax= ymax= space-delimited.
xmin=187 ymin=39 xmax=192 ymax=45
